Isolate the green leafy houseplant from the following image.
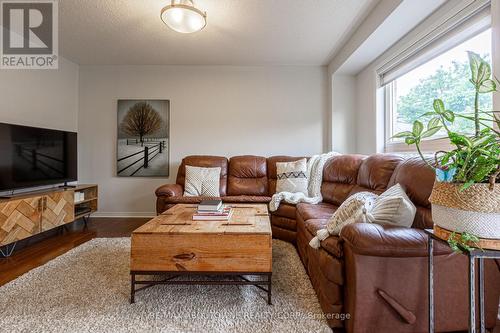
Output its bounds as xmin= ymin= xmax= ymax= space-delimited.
xmin=393 ymin=52 xmax=500 ymax=252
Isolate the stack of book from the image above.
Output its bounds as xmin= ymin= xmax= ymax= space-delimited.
xmin=192 ymin=200 xmax=232 ymax=221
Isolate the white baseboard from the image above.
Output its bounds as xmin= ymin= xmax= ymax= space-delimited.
xmin=90 ymin=212 xmax=156 ymax=218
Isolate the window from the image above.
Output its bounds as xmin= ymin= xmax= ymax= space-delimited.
xmin=385 ymin=28 xmax=492 ymax=152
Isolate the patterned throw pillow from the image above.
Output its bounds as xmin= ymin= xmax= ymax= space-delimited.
xmin=183 ymin=166 xmax=221 ymax=197
xmin=367 ymin=183 xmax=416 ymax=227
xmin=326 ymin=191 xmax=378 ymax=235
xmin=276 ymin=159 xmax=308 ymax=195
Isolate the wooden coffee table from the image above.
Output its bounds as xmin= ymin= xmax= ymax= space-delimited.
xmin=130 ymin=203 xmax=272 ymax=304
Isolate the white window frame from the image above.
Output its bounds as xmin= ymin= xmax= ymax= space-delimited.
xmin=384 ymin=82 xmax=454 ymax=153
xmin=378 ymin=0 xmax=492 ymax=153
xmin=383 ymin=29 xmax=492 ymax=153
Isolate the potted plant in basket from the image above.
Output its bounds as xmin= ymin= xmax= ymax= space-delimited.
xmin=394 ymin=52 xmax=500 ymax=252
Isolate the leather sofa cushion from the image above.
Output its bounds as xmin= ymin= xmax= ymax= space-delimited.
xmin=267 ymin=156 xmax=307 ymax=195
xmin=341 ymin=223 xmax=453 ymax=257
xmin=272 ymin=225 xmax=296 ymax=243
xmin=355 ymin=154 xmax=402 ymax=192
xmin=227 ymin=155 xmax=268 ymax=196
xmin=271 ymin=215 xmax=297 ymax=231
xmin=297 ymin=202 xmax=336 ymax=221
xmin=176 ymin=156 xmax=228 ymax=196
xmin=155 ymin=184 xmax=183 ymax=197
xmin=321 ymin=155 xmax=364 ymax=205
xmin=162 ymin=195 xmax=271 ymax=204
xmin=303 ymin=219 xmax=343 ymax=258
xmin=271 ymin=203 xmax=296 ymax=220
xmin=222 ymin=196 xmax=271 ymax=203
xmin=388 ymin=156 xmax=434 ymax=208
xmin=388 ymin=157 xmax=435 ymax=229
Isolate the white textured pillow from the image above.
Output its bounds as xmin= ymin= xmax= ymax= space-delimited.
xmin=327 ymin=191 xmax=378 ymax=235
xmin=183 ymin=166 xmax=221 ymax=197
xmin=309 ymin=191 xmax=378 ymax=249
xmin=367 ymin=183 xmax=416 ymax=227
xmin=276 ymin=159 xmax=308 ymax=195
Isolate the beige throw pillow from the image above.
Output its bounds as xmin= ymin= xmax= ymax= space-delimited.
xmin=309 ymin=191 xmax=377 ymax=249
xmin=367 ymin=183 xmax=416 ymax=228
xmin=276 ymin=159 xmax=308 ymax=195
xmin=183 ymin=166 xmax=221 ymax=197
xmin=328 ymin=191 xmax=378 ymax=235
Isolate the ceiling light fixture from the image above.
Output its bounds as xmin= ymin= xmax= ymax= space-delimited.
xmin=160 ymin=0 xmax=207 ymax=34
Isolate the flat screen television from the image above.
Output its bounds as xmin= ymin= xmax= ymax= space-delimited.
xmin=0 ymin=123 xmax=77 ymax=191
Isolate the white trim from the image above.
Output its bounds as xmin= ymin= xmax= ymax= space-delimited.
xmin=91 ymin=212 xmax=156 ymax=218
xmin=385 ymin=137 xmax=454 ymax=154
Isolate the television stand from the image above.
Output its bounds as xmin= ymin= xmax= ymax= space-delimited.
xmin=0 ymin=184 xmax=98 ymax=257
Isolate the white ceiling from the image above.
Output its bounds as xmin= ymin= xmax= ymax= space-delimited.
xmin=59 ymin=0 xmax=376 ymax=66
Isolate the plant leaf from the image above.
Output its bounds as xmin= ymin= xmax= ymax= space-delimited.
xmin=479 ymin=79 xmax=496 ymax=93
xmin=405 ymin=137 xmax=416 ymax=145
xmin=391 ymin=131 xmax=413 ymax=139
xmin=433 ymin=99 xmax=445 ymax=114
xmin=421 ymin=111 xmax=437 ymax=117
xmin=421 ymin=126 xmax=442 ymax=138
xmin=443 ymin=110 xmax=455 ymax=122
xmin=412 ymin=120 xmax=423 ymax=136
xmin=477 ymin=61 xmax=491 ymax=84
xmin=468 ymin=51 xmax=482 ymax=85
xmin=428 ymin=117 xmax=441 ymax=128
xmin=449 ymin=132 xmax=472 ymax=147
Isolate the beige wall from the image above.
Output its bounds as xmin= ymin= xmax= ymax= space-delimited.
xmin=78 ymin=65 xmax=328 ymax=216
xmin=331 ymin=74 xmax=357 ymax=153
xmin=0 ymin=58 xmax=79 ymax=131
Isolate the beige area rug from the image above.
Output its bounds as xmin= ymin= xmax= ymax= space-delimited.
xmin=0 ymin=238 xmax=331 ymax=333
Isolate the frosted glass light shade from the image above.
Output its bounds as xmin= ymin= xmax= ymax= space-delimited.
xmin=161 ymin=0 xmax=206 ymax=34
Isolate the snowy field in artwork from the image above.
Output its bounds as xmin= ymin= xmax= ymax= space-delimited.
xmin=117 ymin=138 xmax=169 ymax=177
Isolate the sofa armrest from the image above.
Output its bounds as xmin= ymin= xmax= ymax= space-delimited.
xmin=155 ymin=184 xmax=183 ymax=197
xmin=340 ymin=223 xmax=452 ymax=257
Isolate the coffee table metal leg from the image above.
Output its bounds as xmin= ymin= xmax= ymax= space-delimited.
xmin=131 ymin=273 xmax=136 ymax=304
xmin=267 ymin=273 xmax=272 ymax=305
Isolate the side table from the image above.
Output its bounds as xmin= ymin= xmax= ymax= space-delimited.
xmin=425 ymin=229 xmax=500 ymax=333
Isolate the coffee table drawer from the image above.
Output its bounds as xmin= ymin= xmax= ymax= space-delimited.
xmin=130 ymin=233 xmax=272 ymax=272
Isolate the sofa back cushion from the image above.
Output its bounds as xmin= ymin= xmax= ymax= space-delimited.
xmin=388 ymin=157 xmax=435 ymax=229
xmin=322 ymin=154 xmax=402 ymax=204
xmin=321 ymin=155 xmax=365 ymax=206
xmin=227 ymin=155 xmax=268 ymax=196
xmin=353 ymin=154 xmax=403 ymax=194
xmin=267 ymin=156 xmax=307 ymax=195
xmin=176 ymin=156 xmax=228 ymax=196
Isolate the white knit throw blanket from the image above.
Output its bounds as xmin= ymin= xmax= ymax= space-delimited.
xmin=269 ymin=152 xmax=340 ymax=212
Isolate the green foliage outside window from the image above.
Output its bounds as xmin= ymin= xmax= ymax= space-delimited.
xmin=396 ymin=56 xmax=492 ymax=134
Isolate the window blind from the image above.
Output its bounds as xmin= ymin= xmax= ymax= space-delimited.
xmin=377 ymin=0 xmax=491 ymax=87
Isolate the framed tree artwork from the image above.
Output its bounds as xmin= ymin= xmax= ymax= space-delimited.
xmin=117 ymin=100 xmax=170 ymax=177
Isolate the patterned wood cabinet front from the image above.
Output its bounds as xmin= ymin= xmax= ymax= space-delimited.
xmin=0 ymin=190 xmax=75 ymax=247
xmin=0 ymin=196 xmax=43 ymax=246
xmin=41 ymin=191 xmax=75 ymax=231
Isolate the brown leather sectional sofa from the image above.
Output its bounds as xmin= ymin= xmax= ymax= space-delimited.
xmin=155 ymin=154 xmax=500 ymax=332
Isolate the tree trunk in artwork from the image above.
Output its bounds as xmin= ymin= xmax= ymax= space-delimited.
xmin=120 ymin=101 xmax=162 ymax=144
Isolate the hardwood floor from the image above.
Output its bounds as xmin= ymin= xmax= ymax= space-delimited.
xmin=0 ymin=217 xmax=149 ymax=287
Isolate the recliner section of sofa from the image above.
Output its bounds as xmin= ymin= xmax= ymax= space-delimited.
xmin=154 ymin=153 xmax=500 ymax=332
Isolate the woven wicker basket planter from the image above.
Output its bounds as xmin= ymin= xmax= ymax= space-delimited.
xmin=429 ymin=181 xmax=500 ymax=249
